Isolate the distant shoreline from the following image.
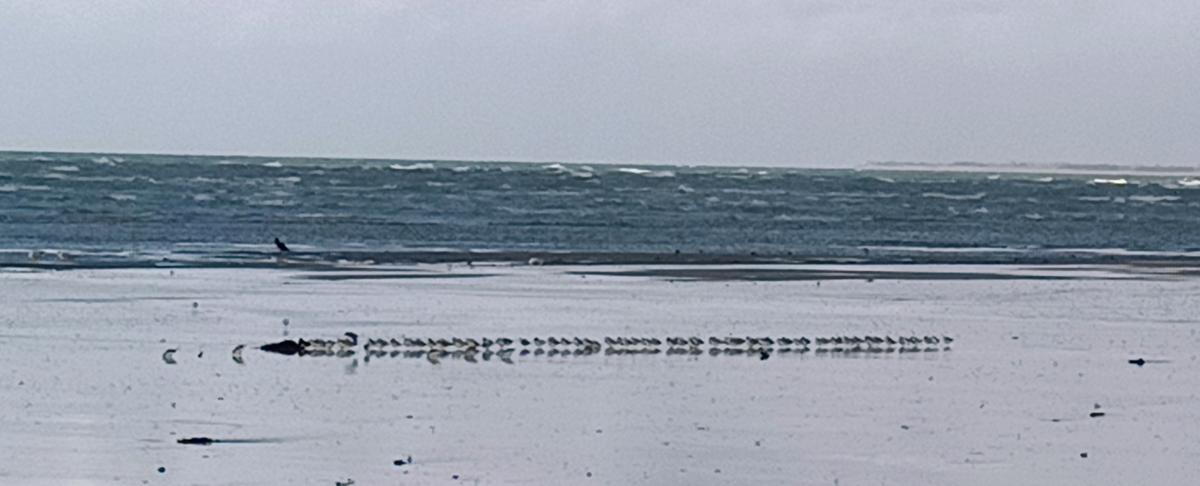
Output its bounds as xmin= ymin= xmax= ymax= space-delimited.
xmin=4 ymin=149 xmax=1197 ymax=176
xmin=862 ymin=161 xmax=1200 ymax=178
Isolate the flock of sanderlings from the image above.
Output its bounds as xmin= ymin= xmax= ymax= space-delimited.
xmin=225 ymin=332 xmax=953 ymax=364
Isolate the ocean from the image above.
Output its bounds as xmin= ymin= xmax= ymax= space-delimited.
xmin=3 ymin=150 xmax=1199 ymax=268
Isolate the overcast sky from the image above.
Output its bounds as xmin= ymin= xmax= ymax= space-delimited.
xmin=1 ymin=1 xmax=1197 ymax=167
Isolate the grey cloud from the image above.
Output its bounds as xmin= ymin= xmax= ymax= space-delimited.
xmin=1 ymin=1 xmax=1197 ymax=167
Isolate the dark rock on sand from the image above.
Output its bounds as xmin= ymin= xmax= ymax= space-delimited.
xmin=1128 ymin=358 xmax=1146 ymax=366
xmin=260 ymin=340 xmax=304 ymax=355
xmin=177 ymin=437 xmax=215 ymax=445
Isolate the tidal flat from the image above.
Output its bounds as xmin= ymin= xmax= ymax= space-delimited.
xmin=1 ymin=264 xmax=1197 ymax=485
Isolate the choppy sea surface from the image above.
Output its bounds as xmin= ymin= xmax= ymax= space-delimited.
xmin=3 ymin=151 xmax=1200 ymax=268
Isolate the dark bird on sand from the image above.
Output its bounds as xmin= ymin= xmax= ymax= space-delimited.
xmin=274 ymin=238 xmax=290 ymax=252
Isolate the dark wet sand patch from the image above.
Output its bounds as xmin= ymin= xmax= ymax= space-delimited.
xmin=297 ymin=272 xmax=496 ymax=281
xmin=567 ymin=268 xmax=1120 ymax=282
xmin=12 ymin=247 xmax=1200 ymax=271
xmin=37 ymin=296 xmax=195 ymax=303
xmin=177 ymin=437 xmax=284 ymax=446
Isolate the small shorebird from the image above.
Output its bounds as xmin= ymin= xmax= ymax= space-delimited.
xmin=337 ymin=332 xmax=359 ymax=348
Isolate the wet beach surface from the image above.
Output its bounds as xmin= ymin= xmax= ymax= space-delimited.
xmin=2 ymin=264 xmax=1199 ymax=485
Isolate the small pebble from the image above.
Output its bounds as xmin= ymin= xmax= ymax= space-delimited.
xmin=1080 ymin=452 xmax=1088 ymax=458
xmin=157 ymin=467 xmax=165 ymax=474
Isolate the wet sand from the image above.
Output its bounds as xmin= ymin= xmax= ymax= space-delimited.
xmin=1 ymin=264 xmax=1198 ymax=485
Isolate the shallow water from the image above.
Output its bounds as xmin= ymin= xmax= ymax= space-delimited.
xmin=2 ymin=265 xmax=1197 ymax=485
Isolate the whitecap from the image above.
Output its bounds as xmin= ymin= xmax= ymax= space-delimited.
xmin=50 ymin=165 xmax=80 ymax=172
xmin=192 ymin=194 xmax=214 ymax=202
xmin=92 ymin=156 xmax=116 ymax=165
xmin=262 ymin=161 xmax=283 ymax=168
xmin=544 ymin=163 xmax=594 ymax=178
xmin=1128 ymin=195 xmax=1180 ymax=203
xmin=248 ymin=199 xmax=293 ymax=207
xmin=617 ymin=167 xmax=675 ymax=178
xmin=451 ymin=166 xmax=473 ymax=173
xmin=1090 ymin=178 xmax=1128 ymax=186
xmin=108 ymin=194 xmax=137 ymax=201
xmin=1033 ymin=176 xmax=1055 ymax=183
xmin=1078 ymin=196 xmax=1110 ymax=202
xmin=276 ymin=176 xmax=302 ymax=183
xmin=774 ymin=214 xmax=844 ymax=223
xmin=921 ymin=192 xmax=987 ymax=201
xmin=1177 ymin=178 xmax=1200 ymax=187
xmin=1 ymin=184 xmax=51 ymax=192
xmin=722 ymin=188 xmax=787 ymax=195
xmin=872 ymin=176 xmax=896 ymax=184
xmin=389 ymin=163 xmax=435 ymax=171
xmin=823 ymin=191 xmax=897 ymax=199
xmin=190 ymin=177 xmax=227 ymax=184
xmin=677 ymin=184 xmax=695 ymax=193
xmin=296 ymin=212 xmax=348 ymax=219
xmin=1023 ymin=213 xmax=1045 ymax=220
